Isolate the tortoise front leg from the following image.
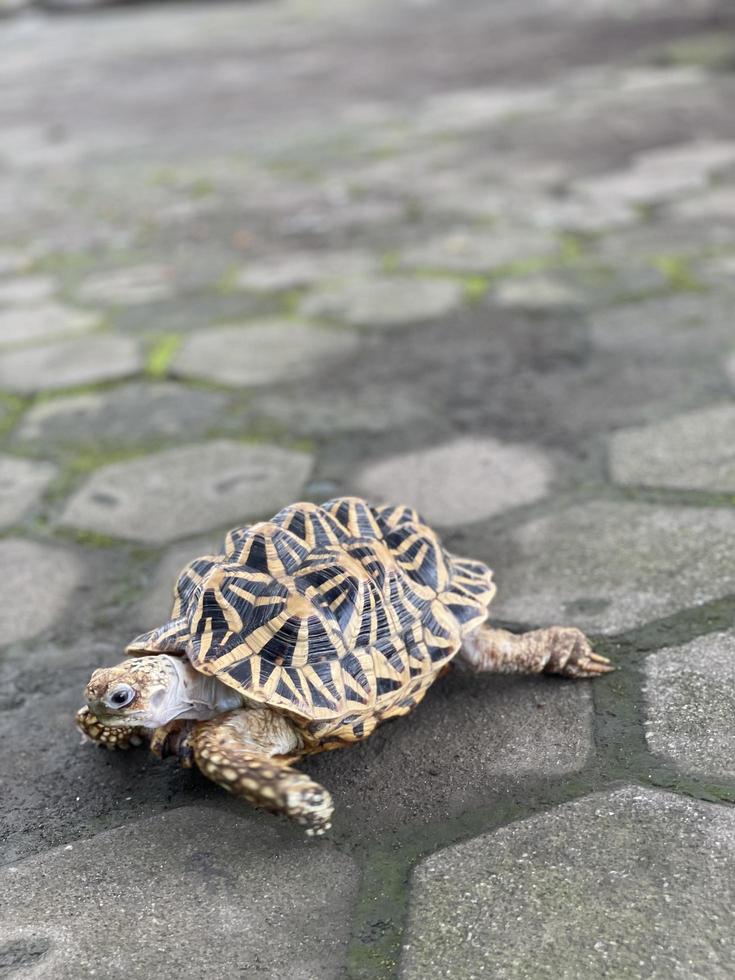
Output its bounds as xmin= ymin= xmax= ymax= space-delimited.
xmin=460 ymin=623 xmax=613 ymax=678
xmin=191 ymin=707 xmax=334 ymax=836
xmin=76 ymin=706 xmax=145 ymax=750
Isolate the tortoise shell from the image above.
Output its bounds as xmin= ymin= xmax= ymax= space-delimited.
xmin=127 ymin=497 xmax=495 ymax=743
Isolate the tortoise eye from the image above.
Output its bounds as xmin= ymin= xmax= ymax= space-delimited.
xmin=106 ymin=685 xmax=135 ymax=709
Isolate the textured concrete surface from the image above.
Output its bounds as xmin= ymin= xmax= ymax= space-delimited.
xmin=490 ymin=501 xmax=735 ymax=633
xmin=645 ymin=631 xmax=735 ymax=776
xmin=299 ymin=276 xmax=464 ymax=327
xmin=609 ymin=403 xmax=735 ymax=491
xmin=0 ymin=539 xmax=83 ymax=646
xmin=60 ymin=441 xmax=314 ymax=542
xmin=0 ymin=454 xmax=56 ymax=527
xmin=1 ymin=1 xmax=735 ymax=978
xmin=172 ymin=320 xmax=360 ymax=387
xmin=403 ymin=787 xmax=735 ymax=980
xmin=0 ymin=807 xmax=359 ymax=979
xmin=357 ymin=436 xmax=554 ymax=526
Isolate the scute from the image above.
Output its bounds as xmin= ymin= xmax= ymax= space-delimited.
xmin=128 ymin=496 xmax=495 ymax=730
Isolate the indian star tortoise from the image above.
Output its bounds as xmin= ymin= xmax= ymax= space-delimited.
xmin=78 ymin=496 xmax=612 ymax=834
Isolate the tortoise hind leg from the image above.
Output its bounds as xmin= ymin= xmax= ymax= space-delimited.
xmin=191 ymin=707 xmax=334 ymax=836
xmin=459 ymin=623 xmax=613 ymax=678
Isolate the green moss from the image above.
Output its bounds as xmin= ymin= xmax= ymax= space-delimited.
xmin=189 ymin=177 xmax=216 ymax=198
xmin=145 ymin=334 xmax=183 ymax=378
xmin=462 ymin=275 xmax=490 ymax=301
xmin=217 ymin=266 xmax=241 ymax=295
xmin=650 ymin=254 xmax=705 ymax=292
xmin=380 ymin=251 xmax=400 ymax=274
xmin=646 ymin=33 xmax=735 ymax=72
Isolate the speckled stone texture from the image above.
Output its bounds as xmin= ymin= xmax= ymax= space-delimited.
xmin=0 ymin=807 xmax=359 ymax=979
xmin=0 ymin=454 xmax=56 ymax=527
xmin=357 ymin=437 xmax=554 ymax=526
xmin=0 ymin=539 xmax=83 ymax=646
xmin=60 ymin=441 xmax=313 ymax=542
xmin=490 ymin=501 xmax=735 ymax=633
xmin=402 ymin=787 xmax=735 ymax=980
xmin=171 ymin=320 xmax=360 ymax=386
xmin=609 ymin=403 xmax=735 ymax=491
xmin=0 ymin=335 xmax=142 ymax=393
xmin=645 ymin=631 xmax=735 ymax=776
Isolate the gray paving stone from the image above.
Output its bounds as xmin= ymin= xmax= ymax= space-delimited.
xmin=234 ymin=249 xmax=377 ymax=291
xmin=15 ymin=381 xmax=232 ymax=449
xmin=491 ymin=501 xmax=735 ymax=634
xmin=670 ymin=186 xmax=735 ymax=221
xmin=609 ymin=403 xmax=735 ymax=491
xmin=137 ymin=533 xmax=220 ymax=630
xmin=253 ymin=383 xmax=432 ymax=436
xmin=172 ymin=320 xmax=360 ymax=387
xmin=635 ymin=139 xmax=735 ymax=177
xmin=0 ymin=249 xmax=32 ymax=274
xmin=60 ymin=440 xmax=313 ymax=543
xmin=415 ymin=86 xmax=555 ymax=134
xmin=0 ymin=455 xmax=56 ymax=527
xmin=575 ymin=140 xmax=735 ymax=207
xmin=645 ymin=631 xmax=735 ymax=777
xmin=0 ymin=539 xmax=82 ymax=646
xmin=402 ymin=786 xmax=735 ymax=980
xmin=0 ymin=334 xmax=141 ymax=393
xmin=310 ymin=671 xmax=594 ymax=832
xmin=576 ymin=165 xmax=705 ymax=207
xmin=493 ymin=275 xmax=584 ymax=309
xmin=299 ymin=276 xmax=464 ymax=327
xmin=76 ymin=264 xmax=176 ymax=305
xmin=400 ymin=228 xmax=558 ymax=274
xmin=357 ymin=437 xmax=553 ymax=527
xmin=0 ymin=275 xmax=55 ymax=306
xmin=589 ymin=293 xmax=734 ymax=356
xmin=0 ymin=302 xmax=100 ymax=347
xmin=695 ymin=252 xmax=735 ymax=290
xmin=0 ymin=806 xmax=358 ymax=980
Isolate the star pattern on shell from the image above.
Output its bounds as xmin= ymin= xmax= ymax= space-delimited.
xmin=127 ymin=497 xmax=495 ymax=743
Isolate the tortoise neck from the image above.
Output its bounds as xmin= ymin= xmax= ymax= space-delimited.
xmin=157 ymin=655 xmax=242 ymax=723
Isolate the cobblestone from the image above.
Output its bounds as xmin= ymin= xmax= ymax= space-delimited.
xmin=60 ymin=440 xmax=313 ymax=543
xmin=0 ymin=302 xmax=99 ymax=347
xmin=610 ymin=403 xmax=735 ymax=491
xmin=0 ymin=807 xmax=359 ymax=979
xmin=14 ymin=381 xmax=232 ymax=450
xmin=0 ymin=539 xmax=82 ymax=646
xmin=0 ymin=275 xmax=55 ymax=305
xmin=76 ymin=264 xmax=176 ymax=305
xmin=299 ymin=276 xmax=464 ymax=327
xmin=645 ymin=631 xmax=735 ymax=776
xmin=491 ymin=501 xmax=735 ymax=633
xmin=234 ymin=250 xmax=377 ymax=292
xmin=400 ymin=228 xmax=558 ymax=274
xmin=403 ymin=787 xmax=735 ymax=980
xmin=171 ymin=320 xmax=360 ymax=387
xmin=0 ymin=454 xmax=56 ymax=527
xmin=357 ymin=437 xmax=554 ymax=526
xmin=0 ymin=334 xmax=141 ymax=393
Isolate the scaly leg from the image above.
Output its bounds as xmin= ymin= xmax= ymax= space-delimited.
xmin=191 ymin=707 xmax=334 ymax=836
xmin=75 ymin=705 xmax=145 ymax=750
xmin=460 ymin=623 xmax=613 ymax=678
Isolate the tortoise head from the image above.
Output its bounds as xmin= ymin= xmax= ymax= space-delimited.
xmin=84 ymin=655 xmax=181 ymax=729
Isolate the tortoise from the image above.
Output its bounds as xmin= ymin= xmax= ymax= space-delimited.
xmin=77 ymin=496 xmax=612 ymax=834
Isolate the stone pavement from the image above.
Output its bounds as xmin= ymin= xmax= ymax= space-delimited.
xmin=1 ymin=0 xmax=735 ymax=976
